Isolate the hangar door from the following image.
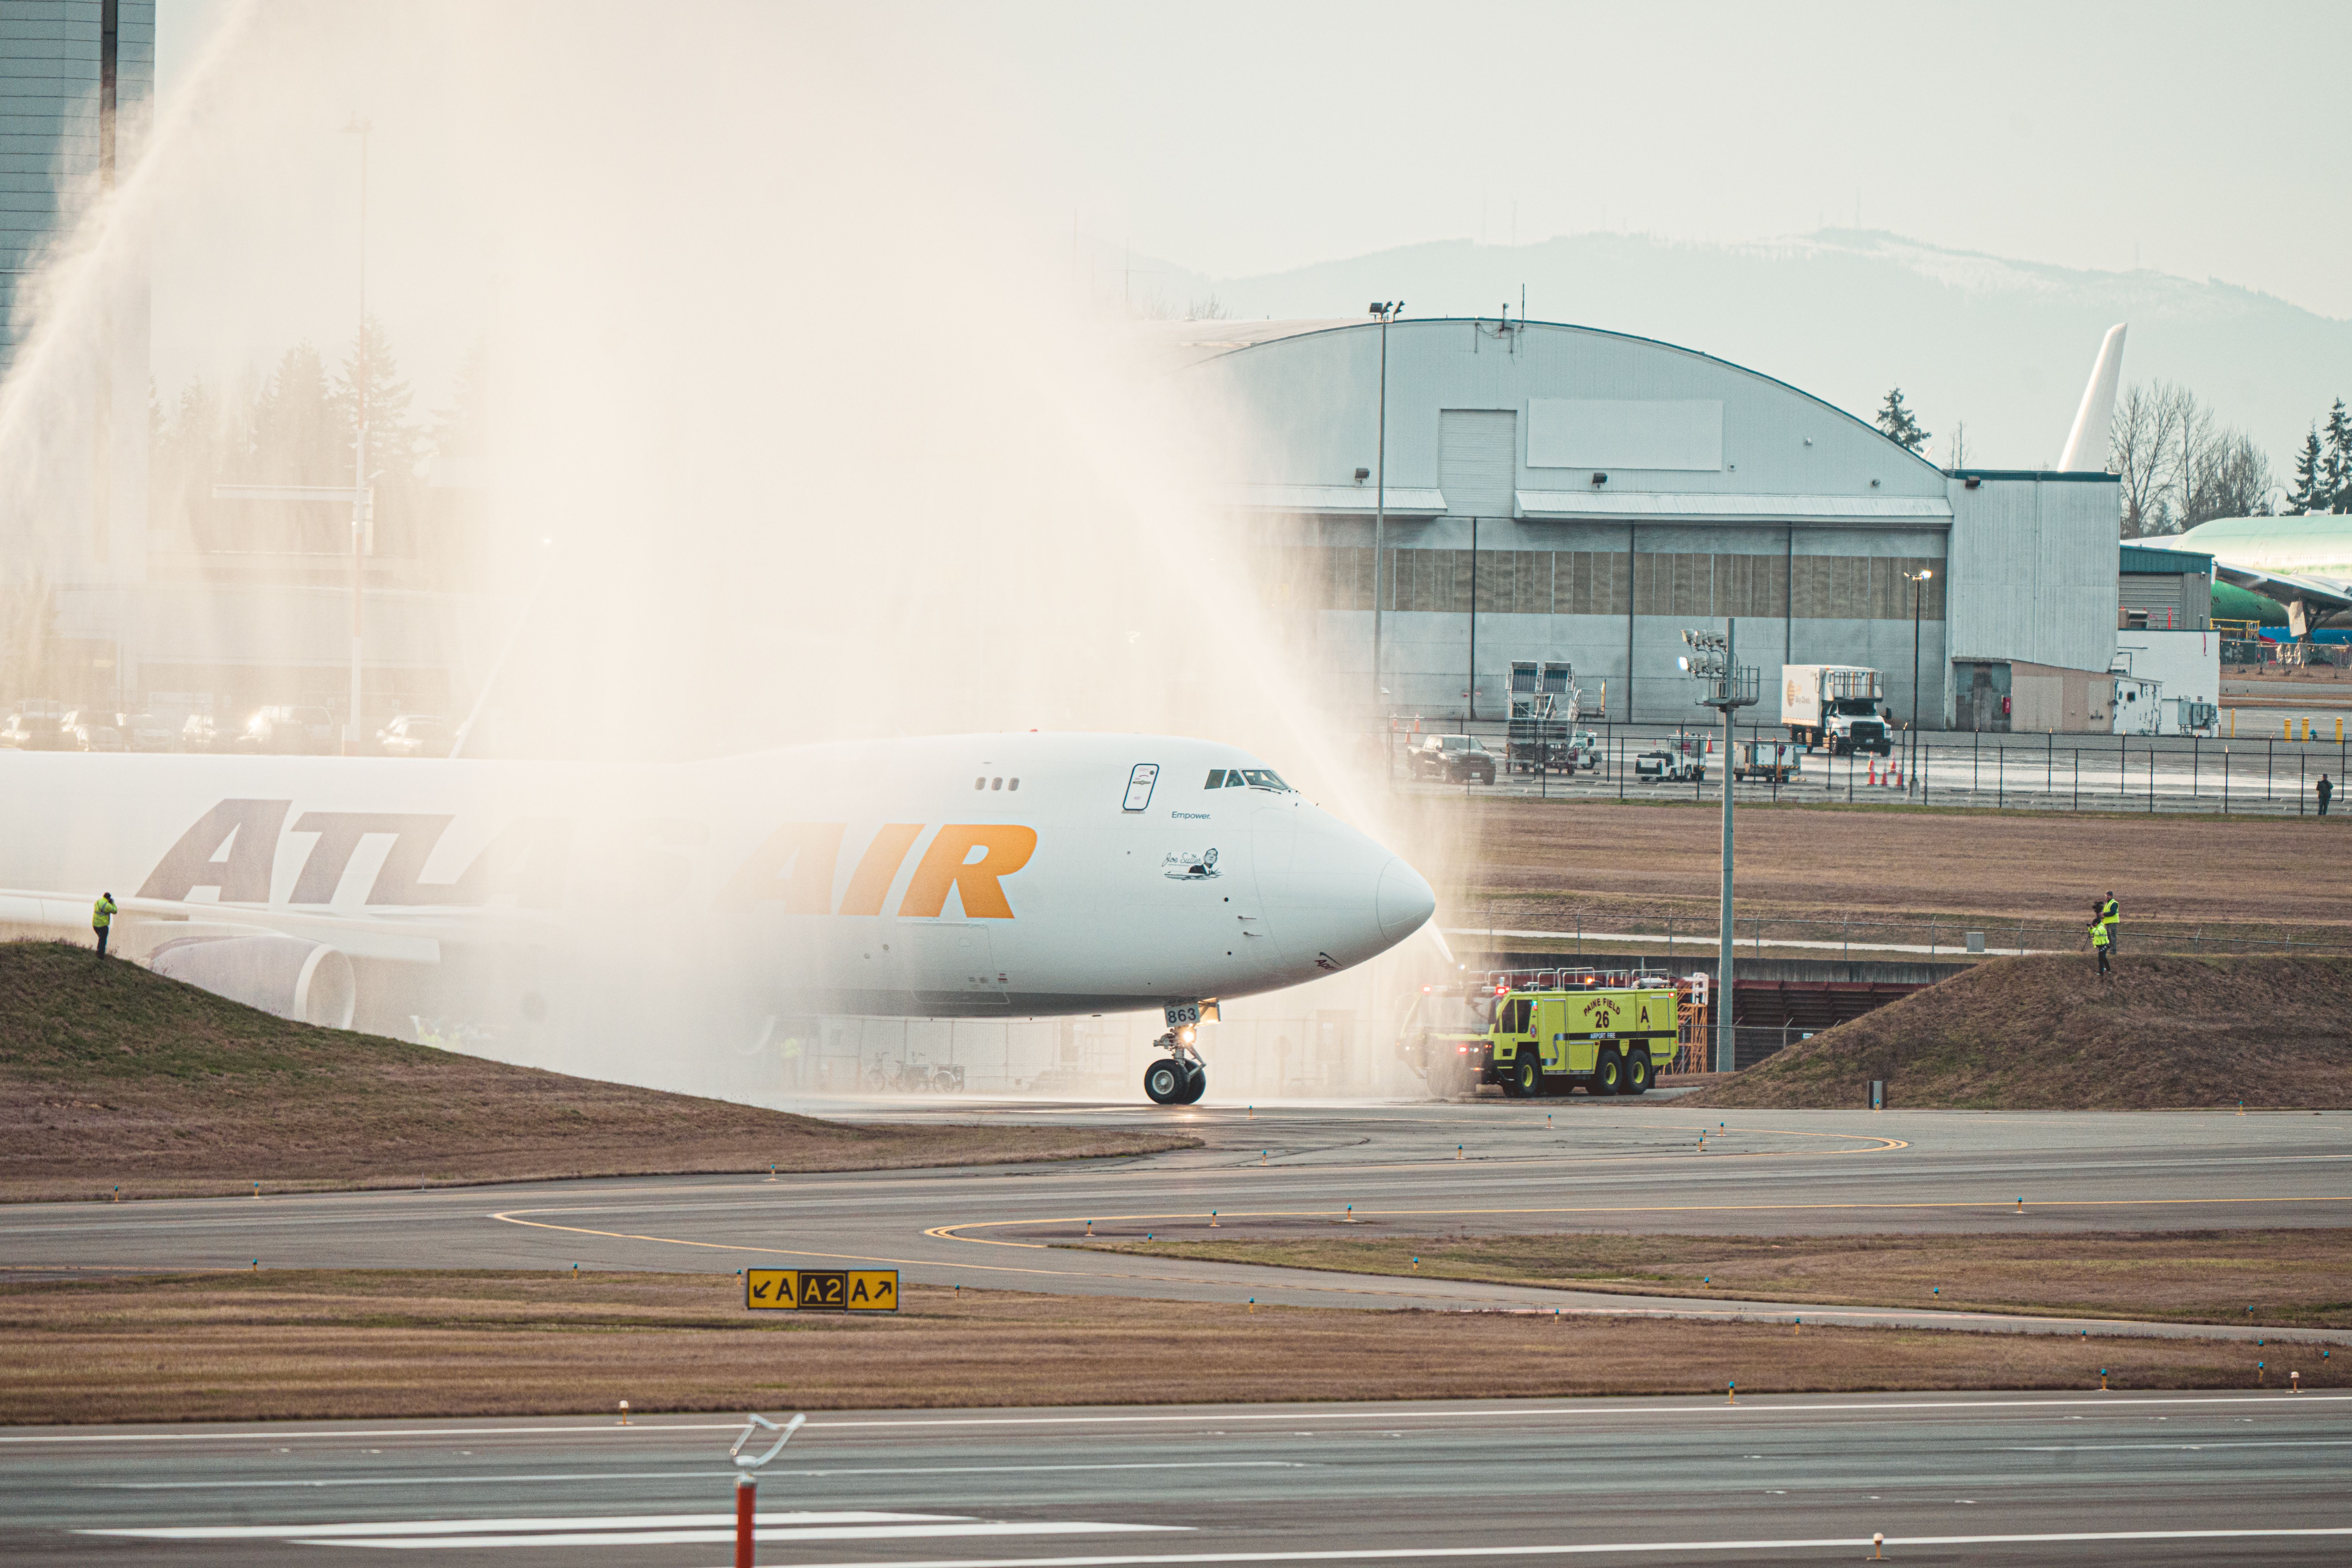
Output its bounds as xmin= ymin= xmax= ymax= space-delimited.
xmin=1953 ymin=660 xmax=2013 ymax=732
xmin=1439 ymin=410 xmax=1517 ymax=520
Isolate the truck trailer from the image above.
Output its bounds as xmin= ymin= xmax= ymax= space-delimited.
xmin=1781 ymin=665 xmax=1892 ymax=754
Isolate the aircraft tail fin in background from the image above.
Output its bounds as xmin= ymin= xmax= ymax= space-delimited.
xmin=2057 ymin=322 xmax=2127 ymax=472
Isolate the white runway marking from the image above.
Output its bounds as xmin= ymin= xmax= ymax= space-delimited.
xmin=94 ymin=1460 xmax=1307 ymax=1490
xmin=663 ymin=1527 xmax=2352 ymax=1566
xmin=86 ymin=1513 xmax=1188 ymax=1551
xmin=90 ymin=1511 xmax=954 ymax=1538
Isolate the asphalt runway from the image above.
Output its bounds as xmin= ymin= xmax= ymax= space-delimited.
xmin=7 ymin=1392 xmax=2351 ymax=1566
xmin=8 ymin=1101 xmax=2352 ymax=1344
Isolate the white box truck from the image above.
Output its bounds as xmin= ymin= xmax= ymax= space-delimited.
xmin=1781 ymin=665 xmax=1892 ymax=754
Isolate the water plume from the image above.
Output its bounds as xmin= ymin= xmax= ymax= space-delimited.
xmin=0 ymin=1 xmax=1460 ymax=1101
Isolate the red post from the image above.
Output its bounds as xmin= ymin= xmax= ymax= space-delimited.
xmin=735 ymin=1474 xmax=755 ymax=1568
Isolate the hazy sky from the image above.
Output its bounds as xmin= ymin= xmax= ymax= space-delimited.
xmin=153 ymin=0 xmax=2352 ymax=384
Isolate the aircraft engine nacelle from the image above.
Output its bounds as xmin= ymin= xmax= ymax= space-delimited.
xmin=148 ymin=934 xmax=358 ymax=1030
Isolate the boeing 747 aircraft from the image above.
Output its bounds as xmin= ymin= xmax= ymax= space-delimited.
xmin=0 ymin=731 xmax=1435 ymax=1104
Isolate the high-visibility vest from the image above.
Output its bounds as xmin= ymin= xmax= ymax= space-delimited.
xmin=92 ymin=897 xmax=115 ymax=929
xmin=2098 ymin=899 xmax=2118 ymax=929
xmin=2090 ymin=922 xmax=2110 ymax=948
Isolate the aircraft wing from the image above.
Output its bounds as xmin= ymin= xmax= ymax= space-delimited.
xmin=2208 ymin=558 xmax=2352 ymax=633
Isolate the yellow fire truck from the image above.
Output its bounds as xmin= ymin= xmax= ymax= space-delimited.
xmin=1400 ymin=969 xmax=1708 ymax=1098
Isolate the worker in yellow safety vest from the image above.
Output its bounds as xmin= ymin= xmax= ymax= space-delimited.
xmin=92 ymin=891 xmax=116 ymax=959
xmin=2089 ymin=911 xmax=2112 ymax=978
xmin=2097 ymin=892 xmax=2119 ymax=954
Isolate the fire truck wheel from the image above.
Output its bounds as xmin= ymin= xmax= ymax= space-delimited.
xmin=1623 ymin=1053 xmax=1654 ymax=1095
xmin=1514 ymin=1056 xmax=1543 ymax=1098
xmin=1589 ymin=1052 xmax=1624 ymax=1095
xmin=1144 ymin=1059 xmax=1188 ymax=1105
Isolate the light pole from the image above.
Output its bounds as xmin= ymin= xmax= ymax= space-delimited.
xmin=1369 ymin=301 xmax=1403 ymax=723
xmin=1905 ymin=569 xmax=1932 ymax=794
xmin=1681 ymin=623 xmax=1759 ymax=1073
xmin=342 ymin=115 xmax=373 ymax=756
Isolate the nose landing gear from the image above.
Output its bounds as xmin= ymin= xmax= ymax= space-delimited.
xmin=1144 ymin=1029 xmax=1207 ymax=1105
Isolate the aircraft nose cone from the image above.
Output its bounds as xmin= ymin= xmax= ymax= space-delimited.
xmin=1377 ymin=856 xmax=1436 ymax=940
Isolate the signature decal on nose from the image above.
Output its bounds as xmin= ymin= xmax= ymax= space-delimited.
xmin=1163 ymin=848 xmax=1220 ymax=881
xmin=1316 ymin=951 xmax=1339 ymax=972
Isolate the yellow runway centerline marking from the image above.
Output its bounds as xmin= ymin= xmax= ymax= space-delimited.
xmin=929 ymin=1192 xmax=2352 ymax=1248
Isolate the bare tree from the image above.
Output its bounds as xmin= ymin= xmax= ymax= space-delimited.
xmin=2109 ymin=382 xmax=2185 ymax=537
xmin=2186 ymin=429 xmax=2273 ymax=524
xmin=1184 ymin=294 xmax=1234 ymax=321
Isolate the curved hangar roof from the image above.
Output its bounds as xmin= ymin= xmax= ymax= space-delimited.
xmin=1158 ymin=316 xmax=1949 ymax=526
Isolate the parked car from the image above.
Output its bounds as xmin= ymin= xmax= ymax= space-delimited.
xmin=239 ymin=704 xmax=337 ymax=754
xmin=180 ymin=714 xmax=226 ymax=752
xmin=4 ymin=701 xmax=73 ymax=750
xmin=117 ymin=712 xmax=179 ymax=753
xmin=74 ymin=724 xmax=124 ymax=752
xmin=1634 ymin=746 xmax=1706 ymax=784
xmin=1409 ymin=734 xmax=1499 ymax=784
xmin=376 ymin=713 xmax=452 ymax=758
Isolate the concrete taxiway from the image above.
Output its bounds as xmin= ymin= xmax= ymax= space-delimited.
xmin=7 ymin=1392 xmax=2352 ymax=1566
xmin=7 ymin=1102 xmax=2351 ymax=1344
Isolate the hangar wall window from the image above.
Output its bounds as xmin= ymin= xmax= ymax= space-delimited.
xmin=1264 ymin=544 xmax=1941 ymax=621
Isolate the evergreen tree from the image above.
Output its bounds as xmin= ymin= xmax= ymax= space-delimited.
xmin=2324 ymin=398 xmax=2352 ymax=514
xmin=2289 ymin=425 xmax=2327 ymax=513
xmin=242 ymin=342 xmax=343 ymax=484
xmin=330 ymin=313 xmax=419 ymax=478
xmin=1874 ymin=387 xmax=1930 ymax=452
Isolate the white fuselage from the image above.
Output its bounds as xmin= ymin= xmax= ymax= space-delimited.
xmin=0 ymin=732 xmax=1435 ymax=1037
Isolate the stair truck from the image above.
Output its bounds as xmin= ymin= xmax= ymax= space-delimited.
xmin=1399 ymin=970 xmax=1705 ymax=1098
xmin=1781 ymin=665 xmax=1892 ymax=755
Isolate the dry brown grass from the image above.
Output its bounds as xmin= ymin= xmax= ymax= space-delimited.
xmin=1095 ymin=1229 xmax=2352 ymax=1329
xmin=1433 ymin=795 xmax=2352 ymax=936
xmin=1680 ymin=954 xmax=2352 ymax=1110
xmin=0 ymin=941 xmax=1192 ymax=1202
xmin=1 ymin=1269 xmax=2335 ymax=1425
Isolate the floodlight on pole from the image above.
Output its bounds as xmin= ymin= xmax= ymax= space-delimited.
xmin=1905 ymin=570 xmax=1933 ymax=795
xmin=1685 ymin=620 xmax=1759 ymax=1073
xmin=341 ymin=115 xmax=373 ymax=756
xmin=1369 ymin=301 xmax=1403 ymax=729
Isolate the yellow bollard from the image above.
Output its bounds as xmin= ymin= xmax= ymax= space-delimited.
xmin=1411 ymin=1256 xmax=1419 ymax=1272
xmin=1261 ymin=1149 xmax=1267 ymax=1165
xmin=1210 ymin=1211 xmax=1219 ymax=1227
xmin=2293 ymin=1369 xmax=2300 ymax=1392
xmin=1084 ymin=1220 xmax=1093 ymax=1236
xmin=111 ymin=1185 xmax=119 ymax=1202
xmin=1726 ymin=1380 xmax=1736 ymax=1404
xmin=2258 ymin=1362 xmax=2265 ymax=1385
xmin=2016 ymin=1196 xmax=2025 ymax=1213
xmin=618 ymin=1400 xmax=629 ymax=1425
xmin=1456 ymin=1144 xmax=1464 ymax=1161
xmin=1248 ymin=1297 xmax=1255 ymax=1313
xmin=253 ymin=1181 xmax=261 ymax=1198
xmin=1871 ymin=1533 xmax=1885 ymax=1561
xmin=1793 ymin=1317 xmax=1801 ymax=1336
xmin=2286 ymin=717 xmax=2294 ymax=741
xmin=2100 ymin=1368 xmax=2108 ymax=1390
xmin=572 ymin=1262 xmax=579 ymax=1280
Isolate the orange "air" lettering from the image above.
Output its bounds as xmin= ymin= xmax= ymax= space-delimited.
xmin=838 ymin=823 xmax=924 ymax=916
xmin=717 ymin=822 xmax=844 ymax=913
xmin=896 ymin=825 xmax=1038 ymax=920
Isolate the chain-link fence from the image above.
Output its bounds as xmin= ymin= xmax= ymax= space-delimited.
xmin=1386 ymin=721 xmax=2352 ymax=817
xmin=1455 ymin=912 xmax=2352 ymax=961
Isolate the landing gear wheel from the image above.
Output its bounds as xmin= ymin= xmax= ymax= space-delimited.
xmin=1144 ymin=1059 xmax=1188 ymax=1106
xmin=1589 ymin=1052 xmax=1624 ymax=1095
xmin=1176 ymin=1061 xmax=1207 ymax=1105
xmin=1514 ymin=1056 xmax=1544 ymax=1098
xmin=1623 ymin=1052 xmax=1654 ymax=1095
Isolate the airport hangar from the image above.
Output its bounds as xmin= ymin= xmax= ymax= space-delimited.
xmin=1162 ymin=316 xmax=2124 ymax=732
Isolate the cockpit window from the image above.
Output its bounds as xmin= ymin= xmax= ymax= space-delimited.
xmin=1238 ymin=768 xmax=1290 ymax=791
xmin=1205 ymin=769 xmax=1227 ymax=788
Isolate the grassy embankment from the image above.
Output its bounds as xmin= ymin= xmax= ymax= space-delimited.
xmin=1680 ymin=954 xmax=2352 ymax=1110
xmin=0 ymin=940 xmax=1192 ymax=1202
xmin=4 ymin=1269 xmax=2334 ymax=1425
